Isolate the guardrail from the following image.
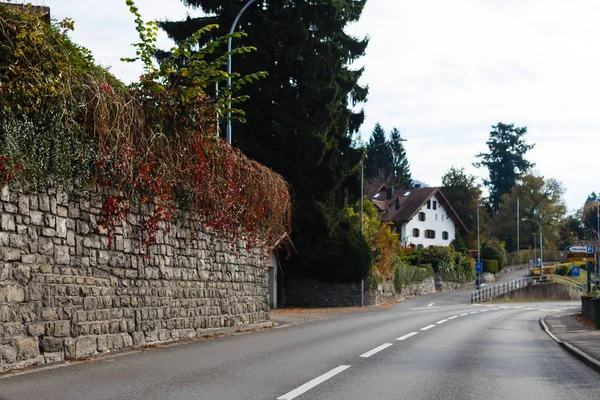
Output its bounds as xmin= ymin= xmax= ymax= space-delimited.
xmin=470 ymin=277 xmax=549 ymax=303
xmin=549 ymin=275 xmax=586 ymax=293
xmin=470 ymin=275 xmax=585 ymax=303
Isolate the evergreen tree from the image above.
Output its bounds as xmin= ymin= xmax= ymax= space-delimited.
xmin=473 ymin=122 xmax=535 ymax=211
xmin=389 ymin=127 xmax=412 ymax=188
xmin=159 ymin=0 xmax=371 ymax=281
xmin=586 ymin=192 xmax=598 ymax=202
xmin=441 ymin=167 xmax=484 ymax=249
xmin=364 ymin=123 xmax=392 ymax=180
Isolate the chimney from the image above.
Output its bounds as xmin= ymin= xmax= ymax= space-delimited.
xmin=386 ymin=187 xmax=394 ymax=200
xmin=395 ymin=197 xmax=401 ymax=210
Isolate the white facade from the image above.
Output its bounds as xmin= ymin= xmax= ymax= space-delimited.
xmin=400 ymin=194 xmax=456 ymax=247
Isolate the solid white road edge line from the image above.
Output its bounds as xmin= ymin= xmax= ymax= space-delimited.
xmin=277 ymin=365 xmax=351 ymax=400
xmin=420 ymin=324 xmax=436 ymax=331
xmin=360 ymin=343 xmax=393 ymax=358
xmin=436 ymin=319 xmax=448 ymax=324
xmin=396 ymin=332 xmax=418 ymax=341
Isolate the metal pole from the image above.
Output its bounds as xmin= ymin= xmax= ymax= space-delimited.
xmin=539 ymin=221 xmax=543 ymax=279
xmin=597 ymin=201 xmax=599 ymax=289
xmin=517 ymin=197 xmax=520 ymax=260
xmin=360 ymin=159 xmax=364 ymax=235
xmin=533 ymin=235 xmax=536 ymax=271
xmin=477 ymin=205 xmax=480 ymax=289
xmin=226 ymin=0 xmax=257 ymax=145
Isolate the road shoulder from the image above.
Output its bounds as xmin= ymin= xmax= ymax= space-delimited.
xmin=540 ymin=311 xmax=600 ymax=372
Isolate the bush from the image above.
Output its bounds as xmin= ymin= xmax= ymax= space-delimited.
xmin=418 ymin=264 xmax=435 ymax=276
xmin=481 ymin=245 xmax=505 ymax=271
xmin=556 ymin=266 xmax=570 ymax=276
xmin=482 ymin=259 xmax=498 ymax=273
xmin=394 ymin=261 xmax=434 ymax=293
xmin=421 ymin=246 xmax=454 ymax=272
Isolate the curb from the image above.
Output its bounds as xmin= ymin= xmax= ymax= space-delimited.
xmin=540 ymin=314 xmax=600 ymax=373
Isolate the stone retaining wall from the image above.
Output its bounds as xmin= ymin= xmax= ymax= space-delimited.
xmin=285 ymin=278 xmax=361 ymax=307
xmin=0 ymin=186 xmax=269 ymax=372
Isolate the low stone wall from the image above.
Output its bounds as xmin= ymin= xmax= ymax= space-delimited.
xmin=284 ymin=278 xmax=361 ymax=307
xmin=364 ymin=279 xmax=396 ymax=306
xmin=0 ymin=186 xmax=270 ymax=372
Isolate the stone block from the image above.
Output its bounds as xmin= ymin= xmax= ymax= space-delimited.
xmin=29 ymin=211 xmax=43 ymax=226
xmin=1 ymin=213 xmax=15 ymax=231
xmin=18 ymin=195 xmax=29 ymax=216
xmin=39 ymin=194 xmax=50 ymax=211
xmin=54 ymin=246 xmax=70 ymax=265
xmin=56 ymin=217 xmax=67 ymax=238
xmin=38 ymin=237 xmax=54 ymax=255
xmin=53 ymin=320 xmax=71 ymax=337
xmin=44 ymin=213 xmax=55 ymax=228
xmin=1 ymin=247 xmax=21 ymax=261
xmin=72 ymin=336 xmax=97 ymax=358
xmin=15 ymin=337 xmax=39 ymax=361
xmin=0 ymin=345 xmax=17 ymax=364
xmin=66 ymin=231 xmax=75 ymax=246
xmin=0 ymin=185 xmax=9 ymax=201
xmin=4 ymin=203 xmax=17 ymax=213
xmin=26 ymin=322 xmax=45 ymax=337
xmin=0 ymin=284 xmax=25 ymax=302
xmin=0 ymin=231 xmax=8 ymax=246
xmin=57 ymin=205 xmax=68 ymax=217
xmin=132 ymin=332 xmax=145 ymax=347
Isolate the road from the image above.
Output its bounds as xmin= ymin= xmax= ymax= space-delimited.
xmin=1 ymin=280 xmax=598 ymax=400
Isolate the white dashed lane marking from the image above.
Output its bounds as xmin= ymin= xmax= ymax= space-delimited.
xmin=277 ymin=365 xmax=351 ymax=400
xmin=447 ymin=316 xmax=458 ymax=320
xmin=421 ymin=325 xmax=436 ymax=331
xmin=436 ymin=319 xmax=448 ymax=324
xmin=360 ymin=343 xmax=393 ymax=358
xmin=396 ymin=332 xmax=418 ymax=341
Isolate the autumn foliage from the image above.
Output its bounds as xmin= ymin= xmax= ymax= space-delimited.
xmin=0 ymin=4 xmax=291 ymax=252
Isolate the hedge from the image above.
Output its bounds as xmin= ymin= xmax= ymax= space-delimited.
xmin=482 ymin=259 xmax=499 ymax=274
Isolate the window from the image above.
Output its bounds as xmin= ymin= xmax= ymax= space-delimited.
xmin=442 ymin=231 xmax=449 ymax=240
xmin=435 ymin=214 xmax=438 ymax=221
xmin=427 ymin=200 xmax=431 ymax=209
xmin=433 ymin=201 xmax=437 ymax=210
xmin=412 ymin=228 xmax=420 ymax=238
xmin=419 ymin=212 xmax=426 ymax=221
xmin=425 ymin=230 xmax=436 ymax=239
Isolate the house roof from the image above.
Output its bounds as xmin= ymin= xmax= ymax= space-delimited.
xmin=367 ymin=185 xmax=468 ymax=234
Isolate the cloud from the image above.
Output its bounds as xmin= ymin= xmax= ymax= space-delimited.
xmin=35 ymin=0 xmax=600 ymax=212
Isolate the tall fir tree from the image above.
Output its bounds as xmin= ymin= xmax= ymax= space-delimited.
xmin=364 ymin=123 xmax=392 ymax=180
xmin=473 ymin=122 xmax=535 ymax=211
xmin=389 ymin=127 xmax=412 ymax=188
xmin=159 ymin=0 xmax=371 ymax=281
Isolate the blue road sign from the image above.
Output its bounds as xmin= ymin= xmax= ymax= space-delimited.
xmin=586 ymin=245 xmax=594 ymax=253
xmin=572 ymin=266 xmax=581 ymax=277
xmin=475 ymin=262 xmax=483 ymax=273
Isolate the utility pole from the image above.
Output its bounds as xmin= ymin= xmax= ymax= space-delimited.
xmin=517 ymin=197 xmax=520 ymax=260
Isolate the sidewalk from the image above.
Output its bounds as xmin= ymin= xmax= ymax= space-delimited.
xmin=541 ymin=311 xmax=600 ymax=372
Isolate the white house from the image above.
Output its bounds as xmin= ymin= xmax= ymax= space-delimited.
xmin=365 ymin=184 xmax=467 ymax=247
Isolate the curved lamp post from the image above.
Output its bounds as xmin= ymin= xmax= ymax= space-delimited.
xmin=227 ymin=0 xmax=257 ymax=145
xmin=522 ymin=218 xmax=543 ymax=278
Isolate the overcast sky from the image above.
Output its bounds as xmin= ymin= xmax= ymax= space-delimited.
xmin=36 ymin=0 xmax=600 ymax=213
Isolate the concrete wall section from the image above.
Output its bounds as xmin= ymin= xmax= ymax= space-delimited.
xmin=0 ymin=186 xmax=270 ymax=372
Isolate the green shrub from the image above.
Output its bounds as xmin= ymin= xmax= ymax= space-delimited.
xmin=481 ymin=245 xmax=504 ymax=271
xmin=394 ymin=261 xmax=433 ymax=293
xmin=556 ymin=266 xmax=570 ymax=276
xmin=418 ymin=264 xmax=435 ymax=276
xmin=365 ymin=270 xmax=384 ymax=290
xmin=482 ymin=259 xmax=498 ymax=273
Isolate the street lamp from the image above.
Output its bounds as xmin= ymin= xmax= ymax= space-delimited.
xmin=226 ymin=0 xmax=257 ymax=145
xmin=522 ymin=218 xmax=543 ymax=279
xmin=360 ymin=136 xmax=407 ymax=234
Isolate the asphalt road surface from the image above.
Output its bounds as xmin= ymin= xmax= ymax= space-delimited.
xmin=1 ymin=286 xmax=598 ymax=400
